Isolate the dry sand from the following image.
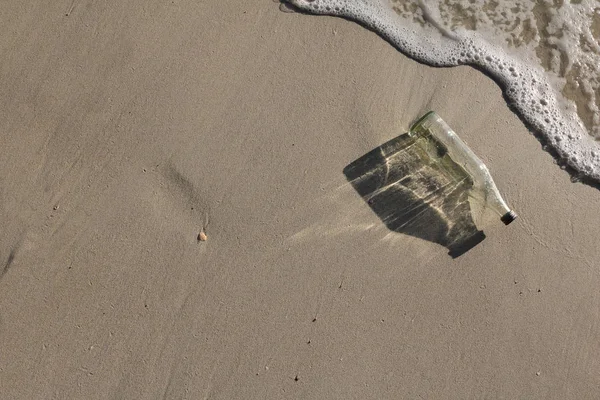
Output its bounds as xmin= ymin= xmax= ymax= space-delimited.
xmin=1 ymin=1 xmax=600 ymax=398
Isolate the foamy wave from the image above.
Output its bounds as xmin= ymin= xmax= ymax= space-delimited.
xmin=285 ymin=0 xmax=600 ymax=183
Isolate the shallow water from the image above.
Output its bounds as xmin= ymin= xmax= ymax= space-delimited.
xmin=284 ymin=0 xmax=600 ymax=183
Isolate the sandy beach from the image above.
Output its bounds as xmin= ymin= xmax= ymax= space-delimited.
xmin=1 ymin=1 xmax=600 ymax=398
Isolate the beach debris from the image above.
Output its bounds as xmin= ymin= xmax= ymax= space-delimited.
xmin=409 ymin=111 xmax=517 ymax=225
xmin=197 ymin=231 xmax=207 ymax=242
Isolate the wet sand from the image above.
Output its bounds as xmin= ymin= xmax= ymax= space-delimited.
xmin=1 ymin=1 xmax=599 ymax=398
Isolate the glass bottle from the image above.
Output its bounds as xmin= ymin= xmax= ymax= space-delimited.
xmin=408 ymin=111 xmax=517 ymax=225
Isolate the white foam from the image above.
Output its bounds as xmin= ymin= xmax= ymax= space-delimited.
xmin=285 ymin=0 xmax=600 ymax=182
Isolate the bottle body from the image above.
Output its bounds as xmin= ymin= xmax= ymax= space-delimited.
xmin=409 ymin=111 xmax=516 ymax=225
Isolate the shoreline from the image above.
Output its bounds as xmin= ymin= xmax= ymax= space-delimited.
xmin=1 ymin=1 xmax=599 ymax=398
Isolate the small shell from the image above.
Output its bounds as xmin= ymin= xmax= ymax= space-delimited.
xmin=198 ymin=231 xmax=208 ymax=242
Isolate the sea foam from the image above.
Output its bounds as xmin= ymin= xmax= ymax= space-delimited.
xmin=284 ymin=0 xmax=600 ymax=183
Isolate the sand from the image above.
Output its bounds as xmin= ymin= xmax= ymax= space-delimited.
xmin=1 ymin=1 xmax=599 ymax=398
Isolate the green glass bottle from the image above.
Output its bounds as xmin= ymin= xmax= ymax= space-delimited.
xmin=409 ymin=111 xmax=517 ymax=225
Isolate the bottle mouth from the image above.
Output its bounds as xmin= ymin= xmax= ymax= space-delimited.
xmin=501 ymin=210 xmax=518 ymax=225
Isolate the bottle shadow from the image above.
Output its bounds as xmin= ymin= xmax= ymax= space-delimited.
xmin=343 ymin=133 xmax=486 ymax=258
